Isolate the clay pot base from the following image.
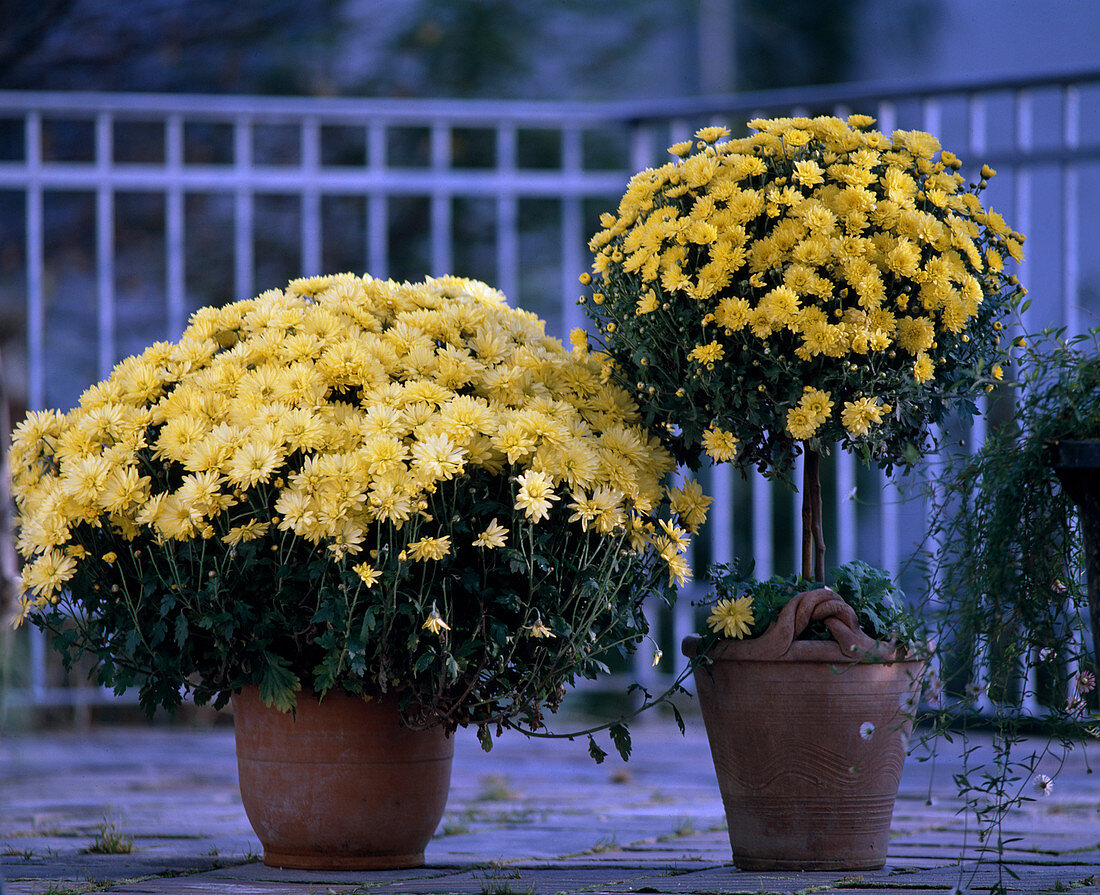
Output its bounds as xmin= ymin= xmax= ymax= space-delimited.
xmin=733 ymin=855 xmax=885 ymax=872
xmin=262 ymin=850 xmax=425 ymax=870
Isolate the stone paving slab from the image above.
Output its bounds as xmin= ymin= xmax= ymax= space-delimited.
xmin=2 ymin=717 xmax=1099 ymax=894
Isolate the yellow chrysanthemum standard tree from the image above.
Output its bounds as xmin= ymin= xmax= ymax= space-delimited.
xmin=582 ymin=115 xmax=1024 ymax=581
xmin=11 ymin=274 xmax=707 ymax=750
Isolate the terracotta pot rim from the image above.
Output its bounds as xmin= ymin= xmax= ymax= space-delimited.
xmin=681 ymin=632 xmax=919 ymax=665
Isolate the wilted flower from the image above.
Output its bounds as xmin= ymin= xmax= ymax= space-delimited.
xmin=1077 ymin=670 xmax=1096 ymax=694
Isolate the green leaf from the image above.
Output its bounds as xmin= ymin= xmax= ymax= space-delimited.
xmin=173 ymin=613 xmax=188 ymax=649
xmin=670 ymin=703 xmax=686 ymax=736
xmin=587 ymin=735 xmax=608 ymax=764
xmin=258 ymin=653 xmax=300 ymax=713
xmin=609 ymin=723 xmax=632 ymax=762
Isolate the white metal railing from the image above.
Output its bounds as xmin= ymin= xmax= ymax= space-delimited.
xmin=2 ymin=69 xmax=1098 ymax=711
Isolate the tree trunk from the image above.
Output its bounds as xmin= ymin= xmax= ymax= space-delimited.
xmin=801 ymin=447 xmax=826 ymax=583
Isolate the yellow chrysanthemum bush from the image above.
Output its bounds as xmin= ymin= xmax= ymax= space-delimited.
xmin=12 ymin=274 xmax=706 ymax=747
xmin=583 ymin=114 xmax=1024 ymax=585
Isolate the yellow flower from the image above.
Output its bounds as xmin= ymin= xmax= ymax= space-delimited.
xmin=226 ymin=439 xmax=284 ymax=489
xmin=410 ymin=433 xmax=466 ymax=483
xmin=992 ymin=364 xmax=1004 ymax=381
xmin=422 ymin=606 xmax=451 ymax=635
xmin=223 ymin=520 xmax=270 ymax=546
xmin=799 ymin=387 xmax=834 ymax=421
xmin=473 ymin=519 xmax=508 ymax=549
xmin=694 ymin=125 xmax=731 ymax=143
xmin=707 ymin=596 xmax=754 ymax=639
xmin=668 ymin=479 xmax=713 ymax=532
xmin=407 ymin=536 xmax=451 ymax=562
xmin=714 ymin=296 xmax=751 ymax=331
xmin=701 ymin=427 xmax=739 ymax=462
xmin=101 ymin=552 xmax=118 ymax=564
xmin=514 ymin=469 xmax=559 ymax=522
xmin=663 ymin=550 xmax=692 ymax=587
xmin=526 ymin=618 xmax=556 ymax=639
xmin=635 ymin=291 xmax=659 ymax=315
xmin=687 ymin=341 xmax=724 ymax=365
xmin=353 ymin=563 xmax=382 ymax=588
xmin=913 ymin=353 xmax=935 ymax=384
xmin=785 ymin=406 xmax=820 ymax=441
xmin=792 ymin=160 xmax=825 ymax=188
xmin=841 ymin=397 xmax=891 ymax=437
xmin=22 ymin=549 xmax=78 ymax=601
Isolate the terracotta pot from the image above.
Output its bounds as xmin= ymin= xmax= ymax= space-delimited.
xmin=231 ymin=686 xmax=454 ymax=870
xmin=682 ymin=588 xmax=924 ymax=871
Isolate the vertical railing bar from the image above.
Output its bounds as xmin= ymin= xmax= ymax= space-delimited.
xmin=495 ymin=123 xmax=519 ymax=302
xmin=234 ymin=116 xmax=254 ymax=301
xmin=26 ymin=112 xmax=45 ymax=415
xmin=95 ymin=112 xmax=115 ymax=379
xmin=561 ymin=124 xmax=584 ymax=338
xmin=430 ymin=120 xmax=452 ymax=277
xmin=875 ymin=100 xmax=897 ymax=135
xmin=920 ymin=96 xmax=942 ymax=144
xmin=1062 ymin=85 xmax=1080 ymax=336
xmin=669 ymin=118 xmax=692 ymax=145
xmin=836 ymin=453 xmax=856 ymax=566
xmin=967 ymin=93 xmax=989 ymax=453
xmin=1014 ymin=89 xmax=1033 ymax=336
xmin=24 ymin=110 xmax=46 ymax=698
xmin=165 ymin=114 xmax=186 ymax=339
xmin=301 ymin=116 xmax=323 ymax=277
xmin=751 ymin=472 xmax=772 ymax=580
xmin=710 ymin=464 xmax=733 ymax=569
xmin=880 ymin=472 xmax=900 ymax=578
xmin=367 ymin=121 xmax=388 ymax=279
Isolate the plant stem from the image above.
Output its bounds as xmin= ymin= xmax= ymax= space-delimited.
xmin=801 ymin=446 xmax=825 ymax=582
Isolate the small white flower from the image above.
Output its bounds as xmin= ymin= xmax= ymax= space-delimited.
xmin=1038 ymin=647 xmax=1055 ymax=662
xmin=651 ymin=649 xmax=663 ymax=667
xmin=859 ymin=721 xmax=875 ymax=741
xmin=1067 ymin=694 xmax=1086 ymax=715
xmin=924 ymin=671 xmax=944 ymax=705
xmin=964 ymin=681 xmax=984 ymax=702
xmin=1034 ymin=773 xmax=1054 ymax=796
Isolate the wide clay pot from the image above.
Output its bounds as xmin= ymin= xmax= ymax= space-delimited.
xmin=231 ymin=686 xmax=454 ymax=870
xmin=682 ymin=588 xmax=924 ymax=871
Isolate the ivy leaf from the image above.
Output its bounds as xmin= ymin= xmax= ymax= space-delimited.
xmin=258 ymin=653 xmax=300 ymax=713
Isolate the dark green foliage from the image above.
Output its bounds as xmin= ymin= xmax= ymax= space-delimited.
xmin=705 ymin=557 xmax=924 ymax=648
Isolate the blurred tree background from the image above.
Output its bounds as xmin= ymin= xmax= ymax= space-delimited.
xmin=0 ymin=0 xmax=867 ymax=98
xmin=0 ymin=0 xmax=875 ymax=413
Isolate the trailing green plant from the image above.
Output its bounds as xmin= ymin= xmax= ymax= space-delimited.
xmin=921 ymin=327 xmax=1099 ymax=894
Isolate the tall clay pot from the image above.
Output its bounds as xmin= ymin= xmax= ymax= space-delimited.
xmin=682 ymin=589 xmax=924 ymax=871
xmin=231 ymin=686 xmax=454 ymax=870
